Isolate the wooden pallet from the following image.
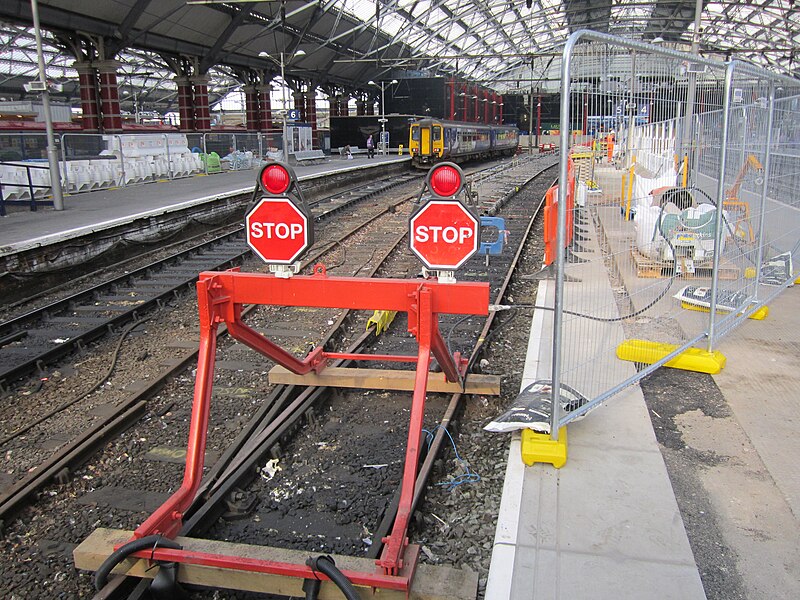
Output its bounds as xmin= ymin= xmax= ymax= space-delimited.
xmin=630 ymin=248 xmax=739 ymax=280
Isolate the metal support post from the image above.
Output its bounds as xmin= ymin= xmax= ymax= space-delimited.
xmin=31 ymin=0 xmax=64 ymax=210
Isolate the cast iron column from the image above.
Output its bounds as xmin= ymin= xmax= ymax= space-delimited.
xmin=176 ymin=77 xmax=195 ymax=132
xmin=75 ymin=62 xmax=99 ymax=132
xmin=96 ymin=60 xmax=122 ymax=133
xmin=191 ymin=76 xmax=211 ymax=132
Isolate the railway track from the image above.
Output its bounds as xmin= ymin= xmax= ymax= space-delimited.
xmin=90 ymin=156 xmax=558 ymax=598
xmin=0 ymin=155 xmax=559 ymax=599
xmin=0 ymin=173 xmax=419 ymax=392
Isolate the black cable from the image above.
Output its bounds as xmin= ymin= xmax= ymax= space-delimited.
xmin=306 ymin=555 xmax=359 ymax=600
xmin=94 ymin=535 xmax=182 ymax=590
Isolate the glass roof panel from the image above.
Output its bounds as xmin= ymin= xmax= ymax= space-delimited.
xmin=0 ymin=0 xmax=796 ymax=106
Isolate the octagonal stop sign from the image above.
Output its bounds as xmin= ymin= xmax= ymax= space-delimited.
xmin=246 ymin=197 xmax=312 ymax=264
xmin=410 ymin=200 xmax=480 ymax=270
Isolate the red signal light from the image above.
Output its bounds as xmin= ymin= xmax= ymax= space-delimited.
xmin=427 ymin=163 xmax=463 ymax=198
xmin=259 ymin=163 xmax=291 ymax=195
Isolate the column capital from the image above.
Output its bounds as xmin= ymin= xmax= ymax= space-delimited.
xmin=190 ymin=75 xmax=210 ymax=86
xmin=72 ymin=61 xmax=96 ymax=74
xmin=94 ymin=60 xmax=121 ymax=73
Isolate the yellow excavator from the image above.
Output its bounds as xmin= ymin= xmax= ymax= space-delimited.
xmin=723 ymin=154 xmax=763 ymax=243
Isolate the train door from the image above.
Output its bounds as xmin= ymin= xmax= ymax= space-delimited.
xmin=421 ymin=124 xmax=431 ymax=157
xmin=432 ymin=123 xmax=443 ymax=158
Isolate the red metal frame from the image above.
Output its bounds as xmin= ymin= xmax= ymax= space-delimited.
xmin=127 ymin=264 xmax=489 ymax=591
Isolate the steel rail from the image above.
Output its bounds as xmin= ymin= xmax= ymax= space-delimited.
xmin=0 ymin=185 xmax=418 ymax=525
xmin=366 ymin=162 xmax=558 ymax=559
xmin=90 ymin=160 xmax=548 ymax=598
xmin=0 ymin=175 xmax=419 ymax=391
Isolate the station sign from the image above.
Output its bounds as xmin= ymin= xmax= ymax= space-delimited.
xmin=409 ymin=200 xmax=480 ymax=270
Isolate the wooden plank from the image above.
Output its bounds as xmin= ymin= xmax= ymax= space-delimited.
xmin=268 ymin=365 xmax=500 ymax=395
xmin=74 ymin=528 xmax=477 ymax=600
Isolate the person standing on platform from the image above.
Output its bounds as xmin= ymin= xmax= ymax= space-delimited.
xmin=366 ymin=134 xmax=375 ymax=158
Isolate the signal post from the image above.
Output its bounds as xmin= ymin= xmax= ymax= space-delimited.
xmin=79 ymin=162 xmax=494 ymax=598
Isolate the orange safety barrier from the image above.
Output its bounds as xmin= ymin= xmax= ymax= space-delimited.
xmin=566 ymin=159 xmax=575 ymax=246
xmin=543 ymin=185 xmax=558 ymax=266
xmin=543 ymin=159 xmax=577 ymax=267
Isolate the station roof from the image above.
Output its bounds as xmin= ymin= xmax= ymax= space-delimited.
xmin=0 ymin=1 xmax=797 ymax=111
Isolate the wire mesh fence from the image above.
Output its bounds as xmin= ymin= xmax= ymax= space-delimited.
xmin=540 ymin=31 xmax=800 ymax=439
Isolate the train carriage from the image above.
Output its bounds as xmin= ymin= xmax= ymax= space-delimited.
xmin=409 ymin=118 xmax=518 ymax=168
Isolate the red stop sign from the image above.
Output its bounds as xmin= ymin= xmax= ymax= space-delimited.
xmin=246 ymin=197 xmax=310 ymax=264
xmin=410 ymin=200 xmax=479 ymax=270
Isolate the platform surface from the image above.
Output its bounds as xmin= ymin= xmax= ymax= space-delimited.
xmin=487 ymin=212 xmax=707 ymax=599
xmin=0 ymin=153 xmax=410 ymax=255
xmin=487 ymin=187 xmax=799 ymax=598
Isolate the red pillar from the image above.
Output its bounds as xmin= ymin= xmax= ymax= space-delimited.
xmin=462 ymin=82 xmax=468 ymax=122
xmin=484 ymin=89 xmax=489 ymax=124
xmin=175 ymin=77 xmax=195 ymax=132
xmin=257 ymin=84 xmax=273 ymax=132
xmin=365 ymin=95 xmax=375 ymax=116
xmin=356 ymin=99 xmax=366 ymax=116
xmin=74 ymin=62 xmax=100 ymax=132
xmin=293 ymin=91 xmax=305 ymax=121
xmin=582 ymin=91 xmax=588 ymax=135
xmin=449 ymin=78 xmax=455 ymax=120
xmin=492 ymin=92 xmax=498 ymax=123
xmin=307 ymin=89 xmax=317 ymax=146
xmin=95 ymin=60 xmax=122 ymax=133
xmin=191 ymin=76 xmax=211 ymax=132
xmin=536 ymin=92 xmax=542 ymax=143
xmin=244 ymin=86 xmax=259 ymax=131
xmin=499 ymin=95 xmax=504 ymax=124
xmin=473 ymin=85 xmax=480 ymax=123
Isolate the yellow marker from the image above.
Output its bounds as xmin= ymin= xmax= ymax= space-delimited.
xmin=366 ymin=310 xmax=398 ymax=335
xmin=616 ymin=339 xmax=726 ymax=374
xmin=621 ymin=173 xmax=627 ymax=212
xmin=681 ymin=154 xmax=688 ymax=187
xmin=680 ymin=301 xmax=768 ymax=320
xmin=398 ymin=144 xmax=404 ymax=155
xmin=521 ymin=427 xmax=567 ymax=468
xmin=625 ymin=164 xmax=635 ymax=221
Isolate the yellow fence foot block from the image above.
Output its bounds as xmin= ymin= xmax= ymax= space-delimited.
xmin=616 ymin=339 xmax=726 ymax=374
xmin=680 ymin=301 xmax=769 ymax=320
xmin=521 ymin=427 xmax=567 ymax=468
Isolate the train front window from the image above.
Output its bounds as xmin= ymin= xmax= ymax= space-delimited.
xmin=433 ymin=126 xmax=442 ymax=141
xmin=411 ymin=126 xmax=420 ymax=141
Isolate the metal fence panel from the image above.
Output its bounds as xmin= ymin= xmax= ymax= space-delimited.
xmin=545 ymin=31 xmax=800 ymax=437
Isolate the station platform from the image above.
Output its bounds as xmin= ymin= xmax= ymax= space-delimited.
xmin=487 ymin=193 xmax=800 ymax=598
xmin=0 ymin=153 xmax=411 ymax=257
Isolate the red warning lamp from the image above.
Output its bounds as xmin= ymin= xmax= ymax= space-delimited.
xmin=259 ymin=163 xmax=292 ymax=195
xmin=426 ymin=162 xmax=464 ymax=198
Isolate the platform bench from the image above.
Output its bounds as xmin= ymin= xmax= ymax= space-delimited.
xmin=291 ymin=149 xmax=327 ymax=165
xmin=338 ymin=146 xmax=368 ymax=158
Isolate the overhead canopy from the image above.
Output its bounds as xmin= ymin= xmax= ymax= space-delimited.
xmin=0 ymin=0 xmax=797 ymax=111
